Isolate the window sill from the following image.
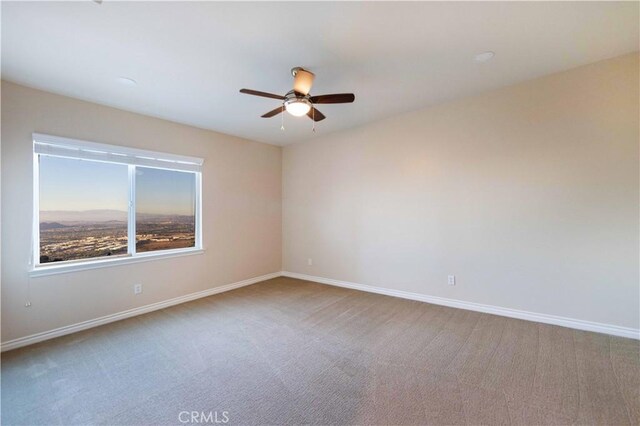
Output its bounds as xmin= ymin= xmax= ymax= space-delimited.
xmin=30 ymin=248 xmax=205 ymax=278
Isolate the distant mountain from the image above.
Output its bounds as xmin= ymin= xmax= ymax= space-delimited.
xmin=136 ymin=212 xmax=195 ymax=223
xmin=40 ymin=222 xmax=69 ymax=230
xmin=40 ymin=209 xmax=127 ymax=223
xmin=40 ymin=209 xmax=194 ymax=224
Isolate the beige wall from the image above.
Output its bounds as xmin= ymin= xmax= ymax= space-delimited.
xmin=2 ymin=53 xmax=638 ymax=343
xmin=283 ymin=53 xmax=639 ymax=329
xmin=1 ymin=81 xmax=282 ymax=342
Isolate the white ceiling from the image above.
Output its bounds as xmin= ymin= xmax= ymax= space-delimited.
xmin=2 ymin=1 xmax=638 ymax=146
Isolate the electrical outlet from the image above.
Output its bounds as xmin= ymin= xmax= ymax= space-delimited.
xmin=307 ymin=258 xmax=313 ymax=266
xmin=447 ymin=275 xmax=456 ymax=286
xmin=134 ymin=284 xmax=143 ymax=295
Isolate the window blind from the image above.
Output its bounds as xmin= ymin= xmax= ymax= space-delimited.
xmin=33 ymin=133 xmax=203 ymax=173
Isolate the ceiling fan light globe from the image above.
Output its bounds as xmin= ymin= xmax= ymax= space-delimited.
xmin=285 ymin=98 xmax=311 ymax=117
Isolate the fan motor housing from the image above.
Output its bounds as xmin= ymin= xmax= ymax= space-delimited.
xmin=284 ymin=90 xmax=308 ymax=100
xmin=284 ymin=97 xmax=311 ymax=107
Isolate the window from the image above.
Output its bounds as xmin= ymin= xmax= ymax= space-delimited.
xmin=39 ymin=156 xmax=129 ymax=263
xmin=136 ymin=167 xmax=196 ymax=253
xmin=33 ymin=134 xmax=203 ymax=274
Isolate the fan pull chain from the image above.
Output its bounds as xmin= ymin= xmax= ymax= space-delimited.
xmin=312 ymin=107 xmax=316 ymax=132
xmin=280 ymin=104 xmax=285 ymax=131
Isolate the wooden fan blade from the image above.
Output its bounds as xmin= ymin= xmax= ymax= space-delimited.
xmin=307 ymin=107 xmax=326 ymax=122
xmin=309 ymin=93 xmax=355 ymax=104
xmin=261 ymin=106 xmax=284 ymax=118
xmin=240 ymin=89 xmax=285 ymax=100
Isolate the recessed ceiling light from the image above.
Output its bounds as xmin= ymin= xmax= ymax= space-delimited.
xmin=474 ymin=51 xmax=495 ymax=63
xmin=116 ymin=77 xmax=137 ymax=87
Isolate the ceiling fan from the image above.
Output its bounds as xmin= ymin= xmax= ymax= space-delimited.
xmin=239 ymin=67 xmax=355 ymax=124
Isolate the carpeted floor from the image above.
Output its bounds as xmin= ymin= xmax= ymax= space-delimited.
xmin=2 ymin=277 xmax=639 ymax=425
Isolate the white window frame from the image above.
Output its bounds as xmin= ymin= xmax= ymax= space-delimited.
xmin=30 ymin=133 xmax=204 ymax=277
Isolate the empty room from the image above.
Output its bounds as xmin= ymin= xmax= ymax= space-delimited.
xmin=1 ymin=1 xmax=638 ymax=425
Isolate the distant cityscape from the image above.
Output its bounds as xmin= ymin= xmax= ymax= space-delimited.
xmin=39 ymin=209 xmax=195 ymax=263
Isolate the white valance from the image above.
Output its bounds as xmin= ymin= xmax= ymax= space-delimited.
xmin=33 ymin=133 xmax=203 ymax=173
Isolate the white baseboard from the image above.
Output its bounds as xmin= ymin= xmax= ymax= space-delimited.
xmin=4 ymin=270 xmax=637 ymax=351
xmin=1 ymin=272 xmax=282 ymax=352
xmin=281 ymin=271 xmax=639 ymax=340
